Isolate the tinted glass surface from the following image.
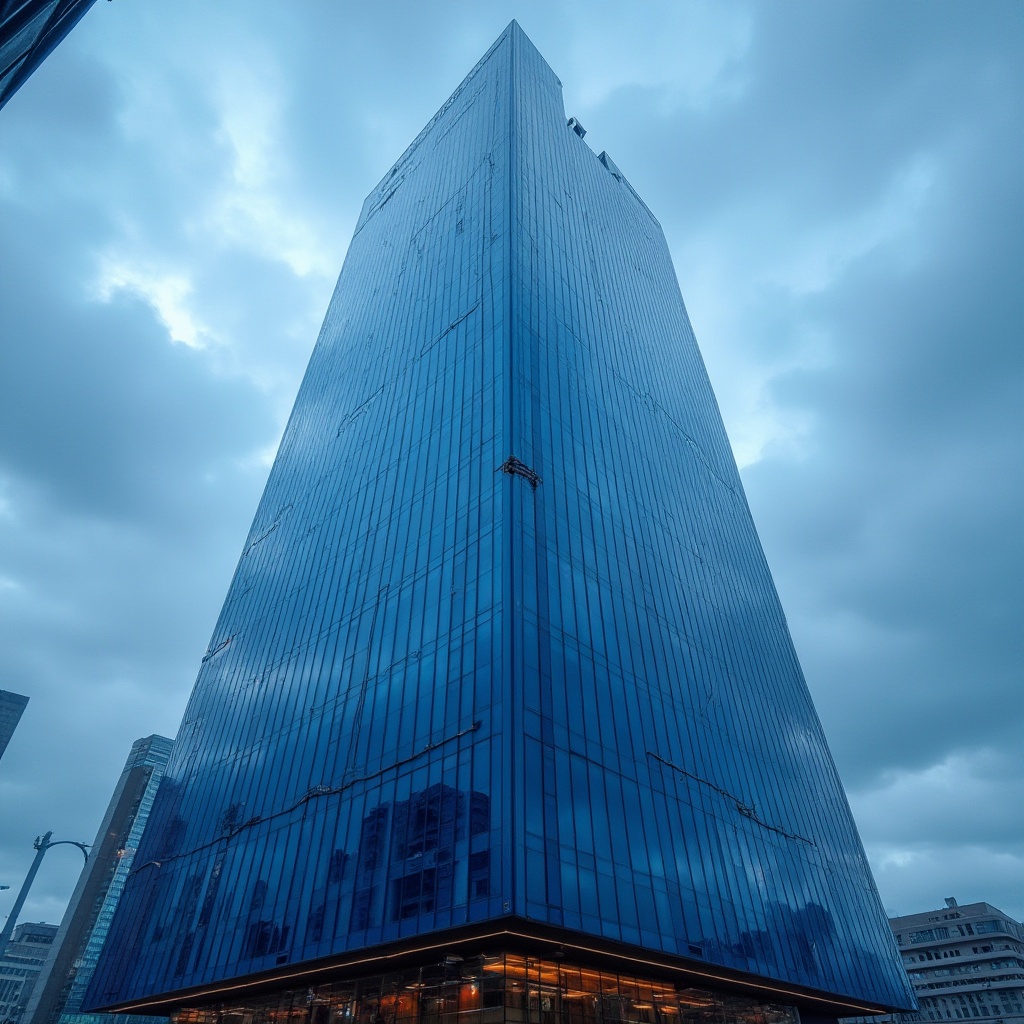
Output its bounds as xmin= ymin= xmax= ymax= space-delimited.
xmin=0 ymin=0 xmax=99 ymax=110
xmin=86 ymin=22 xmax=914 ymax=1013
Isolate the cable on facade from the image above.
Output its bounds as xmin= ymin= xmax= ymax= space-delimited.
xmin=128 ymin=720 xmax=483 ymax=879
xmin=646 ymin=751 xmax=816 ymax=847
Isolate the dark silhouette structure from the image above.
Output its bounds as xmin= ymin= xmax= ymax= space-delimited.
xmin=0 ymin=1 xmax=99 ymax=111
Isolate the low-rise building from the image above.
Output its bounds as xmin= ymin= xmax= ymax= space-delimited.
xmin=0 ymin=922 xmax=57 ymax=1024
xmin=892 ymin=899 xmax=1024 ymax=1024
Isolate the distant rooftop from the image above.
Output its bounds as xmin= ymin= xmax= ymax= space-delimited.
xmin=890 ymin=899 xmax=1022 ymax=929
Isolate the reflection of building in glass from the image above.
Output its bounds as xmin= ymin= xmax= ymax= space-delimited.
xmin=355 ymin=784 xmax=490 ymax=930
xmin=85 ymin=21 xmax=915 ymax=1024
xmin=241 ymin=783 xmax=491 ymax=961
xmin=0 ymin=690 xmax=29 ymax=763
xmin=849 ymin=900 xmax=1023 ymax=1024
xmin=0 ymin=922 xmax=57 ymax=1024
xmin=0 ymin=0 xmax=99 ymax=111
xmin=23 ymin=736 xmax=172 ymax=1024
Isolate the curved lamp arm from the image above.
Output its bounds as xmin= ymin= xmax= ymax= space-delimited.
xmin=41 ymin=839 xmax=90 ymax=864
xmin=0 ymin=832 xmax=91 ymax=954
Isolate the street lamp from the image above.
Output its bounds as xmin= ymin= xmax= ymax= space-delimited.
xmin=0 ymin=831 xmax=89 ymax=957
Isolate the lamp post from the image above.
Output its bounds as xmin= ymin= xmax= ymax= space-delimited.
xmin=0 ymin=832 xmax=89 ymax=956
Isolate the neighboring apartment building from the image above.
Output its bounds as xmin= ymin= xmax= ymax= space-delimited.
xmin=21 ymin=736 xmax=172 ymax=1024
xmin=893 ymin=900 xmax=1024 ymax=1024
xmin=85 ymin=21 xmax=914 ymax=1024
xmin=0 ymin=923 xmax=57 ymax=1024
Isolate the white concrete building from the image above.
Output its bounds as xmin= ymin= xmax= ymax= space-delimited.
xmin=0 ymin=922 xmax=57 ymax=1024
xmin=892 ymin=899 xmax=1024 ymax=1024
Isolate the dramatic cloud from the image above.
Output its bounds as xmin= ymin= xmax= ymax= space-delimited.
xmin=1 ymin=0 xmax=1020 ymax=933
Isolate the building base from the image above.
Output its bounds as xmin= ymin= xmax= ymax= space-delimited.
xmin=93 ymin=920 xmax=899 ymax=1024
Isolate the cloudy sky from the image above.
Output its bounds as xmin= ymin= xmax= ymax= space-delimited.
xmin=1 ymin=1 xmax=1021 ymax=934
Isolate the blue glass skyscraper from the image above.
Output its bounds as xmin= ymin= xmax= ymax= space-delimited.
xmin=24 ymin=735 xmax=173 ymax=1024
xmin=0 ymin=688 xmax=29 ymax=762
xmin=87 ymin=23 xmax=915 ymax=1024
xmin=0 ymin=0 xmax=99 ymax=111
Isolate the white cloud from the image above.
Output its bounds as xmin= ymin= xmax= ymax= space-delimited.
xmin=676 ymin=235 xmax=832 ymax=468
xmin=676 ymin=150 xmax=939 ymax=470
xmin=0 ymin=482 xmax=14 ymax=521
xmin=564 ymin=0 xmax=753 ymax=112
xmin=853 ymin=748 xmax=1023 ymax=837
xmin=763 ymin=153 xmax=940 ymax=296
xmin=203 ymin=63 xmax=336 ymax=279
xmin=869 ymin=843 xmax=1024 ymax=920
xmin=850 ymin=748 xmax=1024 ymax=918
xmin=94 ymin=257 xmax=214 ymax=350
